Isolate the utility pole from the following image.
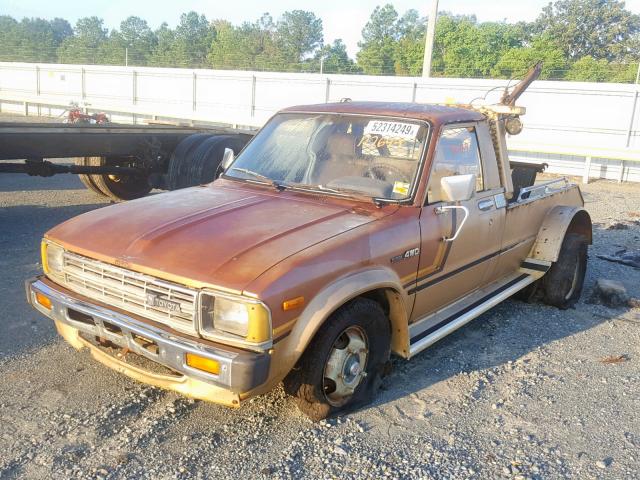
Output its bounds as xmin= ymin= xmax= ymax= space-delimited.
xmin=636 ymin=61 xmax=640 ymax=84
xmin=422 ymin=0 xmax=439 ymax=77
xmin=125 ymin=47 xmax=129 ymax=67
xmin=320 ymin=56 xmax=324 ymax=75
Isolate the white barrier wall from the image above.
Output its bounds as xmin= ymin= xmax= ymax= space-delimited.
xmin=0 ymin=62 xmax=639 ymax=181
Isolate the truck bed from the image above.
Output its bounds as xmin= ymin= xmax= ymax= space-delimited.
xmin=510 ymin=161 xmax=548 ymax=201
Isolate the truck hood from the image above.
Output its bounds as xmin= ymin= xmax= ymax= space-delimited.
xmin=47 ymin=183 xmax=389 ymax=292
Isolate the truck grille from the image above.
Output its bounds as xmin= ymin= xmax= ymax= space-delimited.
xmin=59 ymin=251 xmax=197 ymax=333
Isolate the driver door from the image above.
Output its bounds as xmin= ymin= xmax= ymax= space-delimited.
xmin=410 ymin=124 xmax=505 ymax=321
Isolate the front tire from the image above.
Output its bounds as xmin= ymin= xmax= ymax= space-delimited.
xmin=542 ymin=233 xmax=588 ymax=309
xmin=283 ymin=298 xmax=390 ymax=421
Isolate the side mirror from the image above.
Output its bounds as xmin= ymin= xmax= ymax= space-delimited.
xmin=221 ymin=148 xmax=235 ymax=172
xmin=440 ymin=174 xmax=476 ymax=203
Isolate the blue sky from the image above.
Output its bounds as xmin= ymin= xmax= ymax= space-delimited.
xmin=2 ymin=0 xmax=640 ymax=56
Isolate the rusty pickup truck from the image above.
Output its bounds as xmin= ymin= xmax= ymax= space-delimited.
xmin=27 ymin=65 xmax=591 ymax=419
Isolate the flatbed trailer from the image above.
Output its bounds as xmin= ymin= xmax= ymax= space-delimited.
xmin=0 ymin=121 xmax=255 ymax=201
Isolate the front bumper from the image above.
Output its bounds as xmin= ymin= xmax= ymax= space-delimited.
xmin=26 ymin=277 xmax=270 ymax=406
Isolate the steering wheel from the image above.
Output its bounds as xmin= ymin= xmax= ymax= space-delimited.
xmin=365 ymin=162 xmax=410 ymax=183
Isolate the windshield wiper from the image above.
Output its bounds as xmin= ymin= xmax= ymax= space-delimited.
xmin=317 ymin=184 xmax=389 ymax=207
xmin=228 ymin=168 xmax=286 ymax=190
xmin=284 ymin=182 xmax=386 ymax=206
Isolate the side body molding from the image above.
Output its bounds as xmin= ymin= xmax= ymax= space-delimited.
xmin=528 ymin=205 xmax=592 ymax=263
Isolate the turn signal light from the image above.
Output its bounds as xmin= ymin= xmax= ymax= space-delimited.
xmin=185 ymin=353 xmax=220 ymax=375
xmin=282 ymin=296 xmax=305 ymax=311
xmin=35 ymin=292 xmax=52 ymax=310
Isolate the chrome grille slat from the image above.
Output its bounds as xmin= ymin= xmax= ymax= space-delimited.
xmin=59 ymin=251 xmax=197 ymax=333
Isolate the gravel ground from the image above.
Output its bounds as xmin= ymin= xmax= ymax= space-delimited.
xmin=0 ymin=166 xmax=639 ymax=479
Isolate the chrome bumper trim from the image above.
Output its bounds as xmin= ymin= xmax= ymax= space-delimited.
xmin=26 ymin=278 xmax=269 ymax=393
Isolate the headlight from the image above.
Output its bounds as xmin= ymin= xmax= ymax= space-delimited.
xmin=42 ymin=240 xmax=65 ymax=277
xmin=199 ymin=292 xmax=271 ymax=346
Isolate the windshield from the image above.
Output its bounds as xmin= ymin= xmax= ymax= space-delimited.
xmin=225 ymin=113 xmax=429 ymax=201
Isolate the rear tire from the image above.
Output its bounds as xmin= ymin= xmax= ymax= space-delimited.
xmin=283 ymin=298 xmax=390 ymax=421
xmin=166 ymin=134 xmax=212 ymax=190
xmin=185 ymin=135 xmax=248 ymax=186
xmin=542 ymin=233 xmax=588 ymax=309
xmin=86 ymin=156 xmax=151 ymax=202
xmin=75 ymin=157 xmax=107 ymax=197
xmin=167 ymin=134 xmax=248 ymax=190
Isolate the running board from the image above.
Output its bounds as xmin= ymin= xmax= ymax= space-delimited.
xmin=408 ymin=272 xmax=537 ymax=358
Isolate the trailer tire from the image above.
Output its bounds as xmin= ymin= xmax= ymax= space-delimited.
xmin=166 ymin=134 xmax=213 ymax=190
xmin=87 ymin=156 xmax=152 ymax=202
xmin=184 ymin=135 xmax=248 ymax=187
xmin=75 ymin=157 xmax=108 ymax=197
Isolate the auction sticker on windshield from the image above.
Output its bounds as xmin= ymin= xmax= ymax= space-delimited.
xmin=364 ymin=120 xmax=419 ymax=139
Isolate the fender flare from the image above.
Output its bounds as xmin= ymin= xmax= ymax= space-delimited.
xmin=528 ymin=206 xmax=592 ymax=263
xmin=271 ymin=267 xmax=411 ymax=382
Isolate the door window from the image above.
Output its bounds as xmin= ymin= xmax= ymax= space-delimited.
xmin=427 ymin=126 xmax=484 ymax=203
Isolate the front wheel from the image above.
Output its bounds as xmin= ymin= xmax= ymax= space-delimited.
xmin=542 ymin=233 xmax=588 ymax=309
xmin=283 ymin=298 xmax=390 ymax=421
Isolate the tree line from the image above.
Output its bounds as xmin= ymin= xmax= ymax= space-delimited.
xmin=0 ymin=0 xmax=638 ymax=83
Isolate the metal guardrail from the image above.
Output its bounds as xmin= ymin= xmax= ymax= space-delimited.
xmin=508 ymin=141 xmax=640 ymax=183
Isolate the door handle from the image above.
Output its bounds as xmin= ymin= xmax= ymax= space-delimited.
xmin=478 ymin=199 xmax=494 ymax=211
xmin=434 ymin=205 xmax=469 ymax=242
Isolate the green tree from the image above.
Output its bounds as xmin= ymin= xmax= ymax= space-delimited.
xmin=0 ymin=17 xmax=70 ymax=62
xmin=565 ymin=56 xmax=614 ymax=81
xmin=173 ymin=12 xmax=216 ymax=67
xmin=208 ymin=14 xmax=287 ymax=71
xmin=356 ymin=4 xmax=400 ymax=75
xmin=275 ymin=10 xmax=323 ymax=64
xmin=393 ymin=10 xmax=426 ymax=75
xmin=313 ymin=39 xmax=360 ymax=73
xmin=97 ymin=31 xmax=128 ymax=65
xmin=609 ymin=61 xmax=639 ymax=83
xmin=57 ymin=17 xmax=108 ymax=64
xmin=491 ymin=35 xmax=567 ymax=79
xmin=18 ymin=18 xmax=58 ymax=62
xmin=50 ymin=18 xmax=73 ymax=45
xmin=208 ymin=20 xmax=245 ymax=69
xmin=0 ymin=16 xmax=21 ymax=62
xmin=118 ymin=16 xmax=156 ymax=65
xmin=431 ymin=15 xmax=524 ymax=78
xmin=536 ymin=0 xmax=640 ymax=61
xmin=148 ymin=23 xmax=177 ymax=67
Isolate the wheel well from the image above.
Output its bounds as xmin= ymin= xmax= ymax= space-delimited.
xmin=354 ymin=287 xmax=409 ymax=358
xmin=566 ymin=210 xmax=592 ymax=244
xmin=358 ymin=289 xmax=390 ymax=315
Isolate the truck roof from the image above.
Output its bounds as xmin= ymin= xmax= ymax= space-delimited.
xmin=281 ymin=101 xmax=486 ymax=125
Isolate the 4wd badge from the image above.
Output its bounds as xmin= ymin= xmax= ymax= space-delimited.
xmin=391 ymin=247 xmax=420 ymax=263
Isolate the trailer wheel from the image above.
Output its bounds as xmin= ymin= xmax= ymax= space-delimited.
xmin=183 ymin=135 xmax=248 ymax=187
xmin=75 ymin=157 xmax=108 ymax=197
xmin=87 ymin=156 xmax=152 ymax=202
xmin=166 ymin=134 xmax=213 ymax=190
